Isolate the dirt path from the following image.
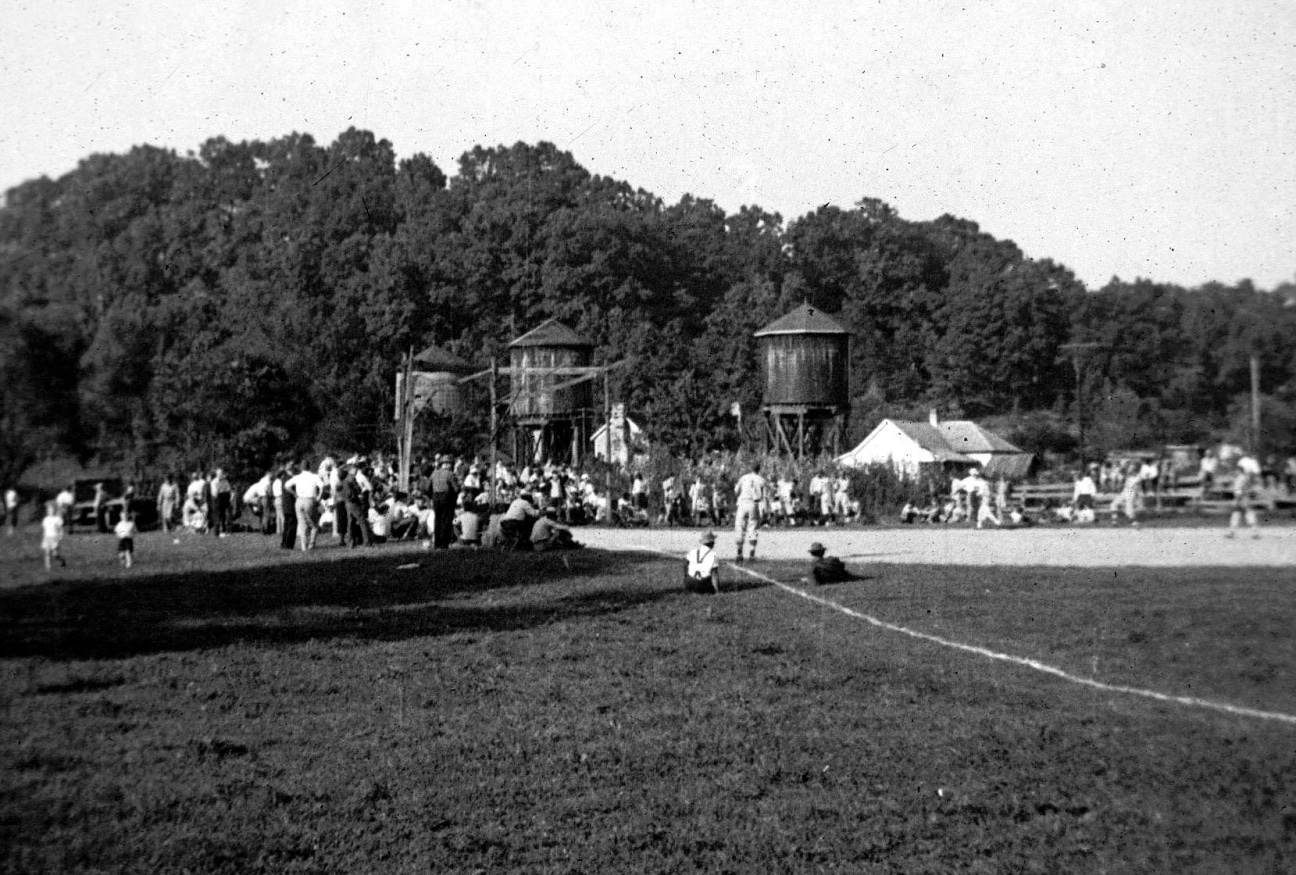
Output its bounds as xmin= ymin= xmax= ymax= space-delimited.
xmin=577 ymin=523 xmax=1296 ymax=567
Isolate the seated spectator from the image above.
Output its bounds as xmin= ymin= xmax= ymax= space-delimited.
xmin=389 ymin=492 xmax=419 ymax=540
xmin=530 ymin=505 xmax=582 ymax=551
xmin=899 ymin=502 xmax=918 ymax=524
xmin=500 ymin=492 xmax=541 ymax=548
xmin=453 ymin=505 xmax=482 ymax=548
xmin=368 ymin=502 xmax=392 ymax=544
xmin=684 ymin=530 xmax=720 ymax=594
xmin=807 ymin=541 xmax=862 ymax=585
xmin=1007 ymin=505 xmax=1034 ymax=528
xmin=182 ymin=495 xmax=206 ymax=532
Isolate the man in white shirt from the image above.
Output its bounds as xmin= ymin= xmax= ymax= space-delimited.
xmin=733 ymin=462 xmax=768 ymax=563
xmin=1072 ymin=467 xmax=1097 ymax=523
xmin=4 ymin=487 xmax=18 ymax=536
xmin=286 ymin=462 xmax=325 ymax=551
xmin=243 ymin=472 xmax=274 ymax=535
xmin=776 ymin=476 xmax=795 ymax=524
xmin=685 ymin=530 xmax=720 ymax=593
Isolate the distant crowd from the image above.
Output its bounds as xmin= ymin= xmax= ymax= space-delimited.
xmin=10 ymin=441 xmax=1295 ymax=573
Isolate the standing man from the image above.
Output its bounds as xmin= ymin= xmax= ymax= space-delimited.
xmin=733 ymin=462 xmax=767 ymax=564
xmin=156 ymin=474 xmax=179 ymax=533
xmin=834 ymin=471 xmax=853 ymax=524
xmin=776 ymin=473 xmax=795 ymax=525
xmin=55 ymin=483 xmax=75 ymax=533
xmin=4 ymin=486 xmax=19 ymax=536
xmin=199 ymin=473 xmax=214 ymax=536
xmin=428 ymin=458 xmax=460 ymax=549
xmin=338 ymin=464 xmax=372 ymax=547
xmin=964 ymin=468 xmax=988 ymax=527
xmin=1110 ymin=462 xmax=1142 ymax=527
xmin=286 ymin=461 xmax=325 ymax=551
xmin=93 ymin=482 xmax=109 ymax=534
xmin=213 ymin=469 xmax=233 ymax=536
xmin=807 ymin=471 xmax=826 ymax=525
xmin=1072 ymin=466 xmax=1098 ymax=524
xmin=1226 ymin=454 xmax=1264 ymax=539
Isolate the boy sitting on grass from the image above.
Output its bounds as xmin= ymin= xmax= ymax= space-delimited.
xmin=684 ymin=530 xmax=720 ymax=594
xmin=807 ymin=542 xmax=862 ymax=585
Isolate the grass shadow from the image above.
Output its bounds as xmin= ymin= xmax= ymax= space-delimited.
xmin=0 ymin=548 xmax=675 ymax=661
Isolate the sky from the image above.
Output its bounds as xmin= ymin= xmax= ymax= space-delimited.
xmin=4 ymin=0 xmax=1294 ymax=290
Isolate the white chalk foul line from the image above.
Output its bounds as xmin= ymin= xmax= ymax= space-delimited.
xmin=644 ymin=545 xmax=1296 ymax=727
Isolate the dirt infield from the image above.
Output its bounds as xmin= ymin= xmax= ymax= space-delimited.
xmin=579 ymin=523 xmax=1296 ymax=567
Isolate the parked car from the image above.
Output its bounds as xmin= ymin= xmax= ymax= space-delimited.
xmin=70 ymin=477 xmax=158 ymax=531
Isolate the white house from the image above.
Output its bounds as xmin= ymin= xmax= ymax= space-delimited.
xmin=836 ymin=411 xmax=1034 ymax=479
xmin=590 ymin=416 xmax=646 ymax=465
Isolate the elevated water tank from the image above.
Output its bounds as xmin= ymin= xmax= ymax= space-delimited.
xmin=508 ymin=318 xmax=593 ymax=420
xmin=412 ymin=344 xmax=473 ymax=417
xmin=753 ymin=303 xmax=850 ymax=408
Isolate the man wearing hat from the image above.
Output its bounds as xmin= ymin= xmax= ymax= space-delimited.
xmin=530 ymin=504 xmax=581 ymax=551
xmin=807 ymin=541 xmax=860 ymax=585
xmin=428 ymin=458 xmax=461 ymax=549
xmin=685 ymin=531 xmax=720 ymax=594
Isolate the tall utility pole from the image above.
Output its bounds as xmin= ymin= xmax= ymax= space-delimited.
xmin=488 ymin=358 xmax=498 ymax=508
xmin=1060 ymin=342 xmax=1107 ymax=465
xmin=604 ymin=372 xmax=613 ymax=523
xmin=397 ymin=347 xmax=414 ymax=491
xmin=1250 ymin=354 xmax=1262 ymax=456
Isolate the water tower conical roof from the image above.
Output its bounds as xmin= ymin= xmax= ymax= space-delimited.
xmin=753 ymin=303 xmax=849 ymax=337
xmin=413 ymin=344 xmax=473 ymax=372
xmin=508 ymin=318 xmax=592 ymax=348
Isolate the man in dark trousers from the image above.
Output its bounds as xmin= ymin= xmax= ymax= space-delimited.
xmin=338 ymin=464 xmax=372 ymax=548
xmin=428 ymin=458 xmax=460 ymax=549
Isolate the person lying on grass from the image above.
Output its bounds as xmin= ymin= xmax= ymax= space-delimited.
xmin=806 ymin=541 xmax=862 ymax=585
xmin=684 ymin=530 xmax=721 ymax=594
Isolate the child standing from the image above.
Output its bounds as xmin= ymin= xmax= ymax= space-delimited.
xmin=114 ymin=511 xmax=137 ymax=568
xmin=41 ymin=502 xmax=66 ymax=569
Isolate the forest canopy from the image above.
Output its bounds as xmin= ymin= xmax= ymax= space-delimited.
xmin=2 ymin=129 xmax=1294 ymax=483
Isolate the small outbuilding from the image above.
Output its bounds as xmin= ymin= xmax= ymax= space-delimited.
xmin=590 ymin=416 xmax=647 ymax=465
xmin=836 ymin=411 xmax=1034 ymax=479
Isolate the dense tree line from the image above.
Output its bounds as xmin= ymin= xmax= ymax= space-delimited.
xmin=2 ymin=130 xmax=1293 ymax=483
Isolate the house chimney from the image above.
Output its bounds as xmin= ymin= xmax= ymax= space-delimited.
xmin=929 ymin=408 xmax=939 ymax=427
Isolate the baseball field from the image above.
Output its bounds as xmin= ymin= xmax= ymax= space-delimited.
xmin=2 ymin=522 xmax=1293 ymax=873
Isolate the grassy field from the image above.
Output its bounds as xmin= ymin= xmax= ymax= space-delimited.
xmin=2 ymin=530 xmax=1294 ymax=873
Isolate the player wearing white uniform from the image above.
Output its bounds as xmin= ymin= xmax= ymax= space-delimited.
xmin=1226 ymin=455 xmax=1263 ymax=538
xmin=733 ymin=463 xmax=767 ymax=563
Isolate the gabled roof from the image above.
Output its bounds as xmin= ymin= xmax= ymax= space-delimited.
xmin=413 ymin=344 xmax=472 ymax=372
xmin=509 ymin=318 xmax=592 ymax=348
xmin=888 ymin=422 xmax=976 ymax=462
xmin=753 ymin=303 xmax=849 ymax=337
xmin=921 ymin=420 xmax=1024 ymax=455
xmin=879 ymin=419 xmax=1026 ymax=459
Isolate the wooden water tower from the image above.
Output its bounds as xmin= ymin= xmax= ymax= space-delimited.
xmin=508 ymin=318 xmax=594 ymax=465
xmin=412 ymin=343 xmax=473 ymax=417
xmin=754 ymin=303 xmax=851 ymax=458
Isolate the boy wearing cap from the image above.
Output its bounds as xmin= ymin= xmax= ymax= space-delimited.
xmin=807 ymin=542 xmax=860 ymax=585
xmin=685 ymin=531 xmax=720 ymax=594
